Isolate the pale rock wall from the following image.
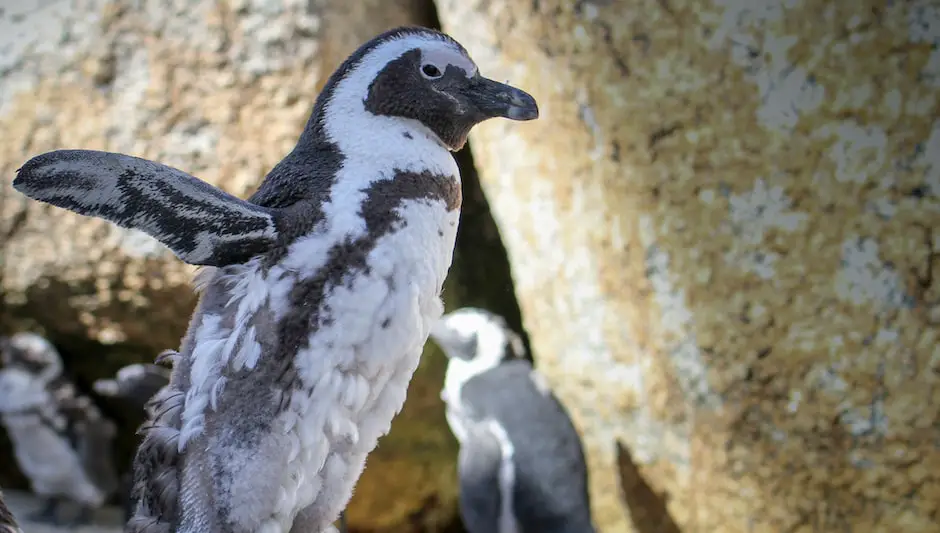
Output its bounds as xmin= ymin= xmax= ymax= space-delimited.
xmin=434 ymin=0 xmax=940 ymax=531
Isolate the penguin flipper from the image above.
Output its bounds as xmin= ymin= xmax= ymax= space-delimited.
xmin=13 ymin=149 xmax=281 ymax=267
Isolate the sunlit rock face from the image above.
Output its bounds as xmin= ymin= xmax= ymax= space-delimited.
xmin=434 ymin=0 xmax=940 ymax=531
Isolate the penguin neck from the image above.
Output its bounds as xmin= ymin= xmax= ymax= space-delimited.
xmin=318 ymin=90 xmax=457 ymax=177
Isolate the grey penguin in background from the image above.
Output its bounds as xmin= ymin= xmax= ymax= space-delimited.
xmin=429 ymin=308 xmax=597 ymax=533
xmin=0 ymin=332 xmax=64 ymax=387
xmin=0 ymin=364 xmax=119 ymax=526
xmin=0 ymin=488 xmax=23 ymax=533
xmin=12 ymin=25 xmax=537 ymax=533
xmin=0 ymin=333 xmax=120 ymax=526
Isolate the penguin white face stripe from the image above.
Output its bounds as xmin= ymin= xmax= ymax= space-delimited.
xmin=322 ymin=33 xmax=479 ymax=169
xmin=418 ymin=46 xmax=478 ymax=78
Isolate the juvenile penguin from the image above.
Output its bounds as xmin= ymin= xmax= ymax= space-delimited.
xmin=0 ymin=332 xmax=64 ymax=387
xmin=0 ymin=365 xmax=118 ymax=526
xmin=429 ymin=308 xmax=596 ymax=533
xmin=0 ymin=489 xmax=23 ymax=533
xmin=12 ymin=26 xmax=537 ymax=533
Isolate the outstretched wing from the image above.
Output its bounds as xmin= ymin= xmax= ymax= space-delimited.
xmin=13 ymin=149 xmax=280 ymax=266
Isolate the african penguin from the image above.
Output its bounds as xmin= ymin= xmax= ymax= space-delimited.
xmin=94 ymin=362 xmax=173 ymax=523
xmin=429 ymin=308 xmax=597 ymax=533
xmin=12 ymin=26 xmax=538 ymax=533
xmin=0 ymin=489 xmax=23 ymax=533
xmin=0 ymin=332 xmax=64 ymax=387
xmin=0 ymin=365 xmax=119 ymax=526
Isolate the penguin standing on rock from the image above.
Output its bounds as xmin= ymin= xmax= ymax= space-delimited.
xmin=429 ymin=308 xmax=597 ymax=533
xmin=12 ymin=26 xmax=537 ymax=533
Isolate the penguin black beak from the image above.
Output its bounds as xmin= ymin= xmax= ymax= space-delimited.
xmin=466 ymin=75 xmax=539 ymax=121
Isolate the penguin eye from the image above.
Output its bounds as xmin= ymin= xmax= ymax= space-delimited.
xmin=421 ymin=63 xmax=443 ymax=79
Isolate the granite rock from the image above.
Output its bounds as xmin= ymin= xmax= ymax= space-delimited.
xmin=434 ymin=0 xmax=940 ymax=531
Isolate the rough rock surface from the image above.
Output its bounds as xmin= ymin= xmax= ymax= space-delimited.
xmin=0 ymin=1 xmax=527 ymax=530
xmin=435 ymin=0 xmax=940 ymax=532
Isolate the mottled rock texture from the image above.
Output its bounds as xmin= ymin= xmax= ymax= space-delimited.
xmin=435 ymin=0 xmax=940 ymax=532
xmin=0 ymin=1 xmax=525 ymax=531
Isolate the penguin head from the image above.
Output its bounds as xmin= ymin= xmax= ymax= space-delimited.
xmin=0 ymin=332 xmax=61 ymax=376
xmin=430 ymin=307 xmax=527 ymax=371
xmin=316 ymin=26 xmax=538 ymax=152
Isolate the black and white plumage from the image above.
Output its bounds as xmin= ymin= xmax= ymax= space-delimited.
xmin=13 ymin=26 xmax=537 ymax=533
xmin=429 ymin=308 xmax=596 ymax=533
xmin=0 ymin=489 xmax=23 ymax=533
xmin=0 ymin=336 xmax=120 ymax=527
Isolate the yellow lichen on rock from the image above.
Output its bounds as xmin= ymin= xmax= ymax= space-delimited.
xmin=435 ymin=0 xmax=940 ymax=531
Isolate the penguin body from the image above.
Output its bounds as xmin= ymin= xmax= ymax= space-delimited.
xmin=12 ymin=26 xmax=537 ymax=533
xmin=0 ymin=366 xmax=116 ymax=526
xmin=430 ymin=308 xmax=596 ymax=533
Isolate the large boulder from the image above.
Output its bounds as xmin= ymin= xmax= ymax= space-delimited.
xmin=435 ymin=0 xmax=940 ymax=532
xmin=0 ymin=1 xmax=525 ymax=530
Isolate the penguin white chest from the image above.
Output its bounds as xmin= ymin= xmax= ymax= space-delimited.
xmin=265 ymin=196 xmax=459 ymax=531
xmin=178 ymin=195 xmax=460 ymax=533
